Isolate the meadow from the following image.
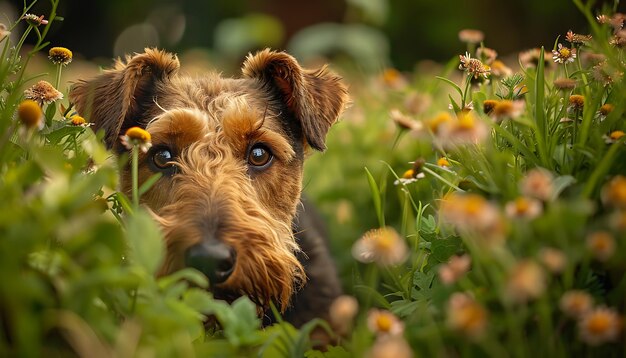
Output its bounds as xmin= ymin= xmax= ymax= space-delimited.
xmin=1 ymin=0 xmax=625 ymax=357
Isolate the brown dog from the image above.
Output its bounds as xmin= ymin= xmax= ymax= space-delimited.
xmin=69 ymin=48 xmax=348 ymax=327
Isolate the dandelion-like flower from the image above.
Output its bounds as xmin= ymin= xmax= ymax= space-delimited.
xmin=603 ymin=130 xmax=625 ymax=144
xmin=559 ymin=290 xmax=593 ymax=318
xmin=426 ymin=112 xmax=453 ymax=134
xmin=505 ymin=260 xmax=546 ymax=304
xmin=17 ymin=99 xmax=44 ymax=130
xmin=538 ymin=247 xmax=567 ymax=274
xmin=565 ymin=30 xmax=592 ymax=45
xmin=21 ymin=13 xmax=48 ymax=26
xmin=436 ymin=111 xmax=489 ymax=150
xmin=458 ymin=29 xmax=484 ymax=44
xmin=490 ymin=60 xmax=512 ymax=78
xmin=352 ymin=227 xmax=408 ymax=266
xmin=437 ymin=157 xmax=450 ymax=168
xmin=366 ymin=336 xmax=413 ymax=358
xmin=553 ymin=78 xmax=577 ymax=91
xmin=446 ymin=292 xmax=488 ymax=339
xmin=491 ymin=100 xmax=525 ymax=123
xmin=568 ymin=94 xmax=585 ymax=111
xmin=48 ymin=47 xmax=73 ymax=66
xmin=578 ymin=306 xmax=621 ymax=346
xmin=366 ymin=309 xmax=404 ymax=337
xmin=459 ymin=52 xmax=491 ymax=79
xmin=329 ymin=295 xmax=359 ymax=335
xmin=438 ymin=254 xmax=471 ymax=285
xmin=23 ymin=80 xmax=63 ymax=106
xmin=69 ymin=115 xmax=91 ymax=127
xmin=120 ymin=126 xmax=152 ymax=153
xmin=552 ymin=44 xmax=577 ymax=64
xmin=390 ymin=109 xmax=423 ymax=133
xmin=597 ymin=103 xmax=614 ymax=121
xmin=394 ymin=159 xmax=426 ymax=186
xmin=440 ymin=192 xmax=505 ymax=246
xmin=601 ymin=175 xmax=626 ymax=209
xmin=520 ymin=168 xmax=555 ymax=202
xmin=505 ymin=197 xmax=543 ymax=220
xmin=586 ymin=231 xmax=616 ymax=262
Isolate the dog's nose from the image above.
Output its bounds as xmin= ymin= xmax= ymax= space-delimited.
xmin=184 ymin=240 xmax=236 ymax=284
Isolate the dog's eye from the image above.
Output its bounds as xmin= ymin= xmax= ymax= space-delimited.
xmin=148 ymin=146 xmax=177 ymax=174
xmin=247 ymin=144 xmax=273 ymax=168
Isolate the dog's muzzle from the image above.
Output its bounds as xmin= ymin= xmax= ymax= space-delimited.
xmin=184 ymin=238 xmax=236 ymax=284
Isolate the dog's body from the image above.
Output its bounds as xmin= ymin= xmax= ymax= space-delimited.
xmin=70 ymin=49 xmax=347 ymax=325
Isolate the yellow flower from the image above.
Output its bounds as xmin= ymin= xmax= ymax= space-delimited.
xmin=505 ymin=260 xmax=546 ymax=304
xmin=490 ymin=60 xmax=512 ymax=77
xmin=552 ymin=43 xmax=577 ymax=64
xmin=559 ymin=290 xmax=593 ymax=318
xmin=440 ymin=193 xmax=505 ymax=247
xmin=604 ymin=130 xmax=625 ymax=144
xmin=586 ymin=231 xmax=615 ymax=262
xmin=23 ymin=80 xmax=63 ymax=106
xmin=436 ymin=111 xmax=488 ymax=150
xmin=329 ymin=295 xmax=359 ymax=335
xmin=69 ymin=115 xmax=89 ymax=127
xmin=601 ymin=175 xmax=626 ymax=209
xmin=599 ymin=103 xmax=614 ymax=116
xmin=446 ymin=292 xmax=488 ymax=340
xmin=17 ymin=99 xmax=44 ymax=130
xmin=568 ymin=94 xmax=585 ymax=111
xmin=437 ymin=157 xmax=450 ymax=168
xmin=48 ymin=47 xmax=73 ymax=66
xmin=426 ymin=112 xmax=453 ymax=134
xmin=366 ymin=309 xmax=404 ymax=337
xmin=482 ymin=99 xmax=499 ymax=115
xmin=578 ymin=306 xmax=621 ymax=346
xmin=120 ymin=126 xmax=152 ymax=152
xmin=352 ymin=227 xmax=408 ymax=266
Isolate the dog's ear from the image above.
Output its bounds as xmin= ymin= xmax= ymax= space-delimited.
xmin=69 ymin=48 xmax=179 ymax=148
xmin=241 ymin=49 xmax=349 ymax=151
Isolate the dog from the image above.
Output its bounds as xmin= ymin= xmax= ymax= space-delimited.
xmin=69 ymin=48 xmax=348 ymax=328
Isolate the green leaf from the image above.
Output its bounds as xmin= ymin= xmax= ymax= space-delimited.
xmin=389 ymin=299 xmax=420 ymax=317
xmin=125 ymin=209 xmax=164 ymax=274
xmin=364 ymin=167 xmax=384 ymax=227
xmin=430 ymin=236 xmax=462 ymax=263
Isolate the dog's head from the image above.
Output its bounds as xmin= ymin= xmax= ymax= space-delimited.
xmin=70 ymin=48 xmax=348 ymax=310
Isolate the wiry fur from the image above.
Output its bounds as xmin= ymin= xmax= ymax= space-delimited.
xmin=70 ymin=48 xmax=348 ymax=321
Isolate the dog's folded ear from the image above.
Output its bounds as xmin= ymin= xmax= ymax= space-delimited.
xmin=69 ymin=48 xmax=179 ymax=149
xmin=241 ymin=49 xmax=349 ymax=151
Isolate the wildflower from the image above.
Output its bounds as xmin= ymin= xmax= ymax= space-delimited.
xmin=459 ymin=52 xmax=490 ymax=79
xmin=519 ymin=48 xmax=553 ymax=68
xmin=17 ymin=99 xmax=44 ymax=130
xmin=0 ymin=23 xmax=10 ymax=42
xmin=458 ymin=29 xmax=484 ymax=44
xmin=380 ymin=68 xmax=407 ymax=90
xmin=436 ymin=111 xmax=489 ymax=149
xmin=586 ymin=231 xmax=616 ymax=262
xmin=48 ymin=47 xmax=73 ymax=66
xmin=366 ymin=309 xmax=404 ymax=337
xmin=69 ymin=115 xmax=91 ymax=127
xmin=394 ymin=168 xmax=425 ymax=186
xmin=23 ymin=80 xmax=63 ymax=106
xmin=476 ymin=47 xmax=498 ymax=64
xmin=491 ymin=100 xmax=525 ymax=123
xmin=352 ymin=227 xmax=408 ymax=266
xmin=439 ymin=254 xmax=471 ymax=285
xmin=596 ymin=14 xmax=610 ymax=25
xmin=120 ymin=126 xmax=152 ymax=153
xmin=552 ymin=44 xmax=577 ymax=64
xmin=366 ymin=336 xmax=413 ymax=358
xmin=565 ymin=30 xmax=592 ymax=45
xmin=403 ymin=91 xmax=431 ymax=115
xmin=539 ymin=247 xmax=567 ymax=274
xmin=390 ymin=109 xmax=423 ymax=133
xmin=446 ymin=292 xmax=488 ymax=339
xmin=603 ymin=130 xmax=625 ymax=144
xmin=437 ymin=157 xmax=450 ymax=168
xmin=601 ymin=175 xmax=626 ymax=209
xmin=505 ymin=260 xmax=546 ymax=303
xmin=597 ymin=103 xmax=614 ymax=121
xmin=440 ymin=192 xmax=505 ymax=246
xmin=611 ymin=30 xmax=626 ymax=47
xmin=520 ymin=168 xmax=554 ymax=202
xmin=21 ymin=13 xmax=48 ymax=26
xmin=482 ymin=99 xmax=499 ymax=115
xmin=560 ymin=290 xmax=593 ymax=318
xmin=505 ymin=197 xmax=543 ymax=220
xmin=490 ymin=60 xmax=512 ymax=78
xmin=329 ymin=295 xmax=359 ymax=335
xmin=553 ymin=78 xmax=577 ymax=91
xmin=426 ymin=112 xmax=453 ymax=134
xmin=591 ymin=61 xmax=623 ymax=86
xmin=568 ymin=94 xmax=585 ymax=111
xmin=578 ymin=306 xmax=621 ymax=346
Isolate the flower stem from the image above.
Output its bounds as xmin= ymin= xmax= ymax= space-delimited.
xmin=132 ymin=145 xmax=139 ymax=208
xmin=54 ymin=64 xmax=62 ymax=90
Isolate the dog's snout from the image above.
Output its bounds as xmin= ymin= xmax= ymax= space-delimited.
xmin=184 ymin=240 xmax=236 ymax=284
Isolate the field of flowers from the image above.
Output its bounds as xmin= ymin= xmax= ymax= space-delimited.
xmin=1 ymin=0 xmax=626 ymax=357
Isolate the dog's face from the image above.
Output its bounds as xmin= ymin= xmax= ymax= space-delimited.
xmin=70 ymin=49 xmax=348 ymax=310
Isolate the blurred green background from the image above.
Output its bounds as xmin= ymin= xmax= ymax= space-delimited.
xmin=3 ymin=0 xmax=613 ymax=73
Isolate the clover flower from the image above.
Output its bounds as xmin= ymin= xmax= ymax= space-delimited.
xmin=17 ymin=99 xmax=44 ymax=130
xmin=366 ymin=309 xmax=404 ymax=337
xmin=23 ymin=80 xmax=63 ymax=106
xmin=552 ymin=44 xmax=577 ymax=64
xmin=438 ymin=254 xmax=471 ymax=285
xmin=505 ymin=260 xmax=546 ymax=304
xmin=505 ymin=197 xmax=543 ymax=220
xmin=48 ymin=47 xmax=73 ymax=66
xmin=560 ymin=290 xmax=593 ymax=319
xmin=120 ymin=126 xmax=152 ymax=153
xmin=586 ymin=231 xmax=616 ymax=262
xmin=520 ymin=168 xmax=555 ymax=202
xmin=459 ymin=52 xmax=491 ymax=79
xmin=538 ymin=247 xmax=567 ymax=274
xmin=601 ymin=175 xmax=626 ymax=209
xmin=352 ymin=227 xmax=408 ymax=266
xmin=446 ymin=292 xmax=488 ymax=340
xmin=578 ymin=306 xmax=621 ymax=346
xmin=21 ymin=13 xmax=48 ymax=26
